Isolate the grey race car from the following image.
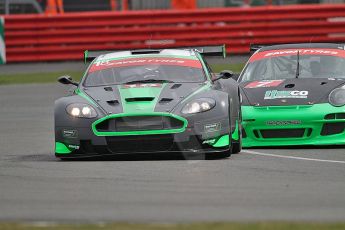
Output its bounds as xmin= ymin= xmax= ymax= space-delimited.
xmin=54 ymin=46 xmax=242 ymax=159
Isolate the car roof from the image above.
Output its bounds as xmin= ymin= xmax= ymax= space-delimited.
xmin=257 ymin=43 xmax=345 ymax=52
xmin=96 ymin=49 xmax=199 ymax=62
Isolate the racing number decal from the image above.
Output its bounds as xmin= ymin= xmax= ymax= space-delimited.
xmin=245 ymin=80 xmax=284 ymax=89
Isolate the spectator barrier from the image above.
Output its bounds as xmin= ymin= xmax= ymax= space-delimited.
xmin=3 ymin=4 xmax=345 ymax=62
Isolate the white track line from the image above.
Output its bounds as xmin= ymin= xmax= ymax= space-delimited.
xmin=243 ymin=150 xmax=345 ymax=164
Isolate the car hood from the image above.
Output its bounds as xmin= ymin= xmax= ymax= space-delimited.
xmin=239 ymin=78 xmax=345 ymax=106
xmin=81 ymin=83 xmax=206 ymax=115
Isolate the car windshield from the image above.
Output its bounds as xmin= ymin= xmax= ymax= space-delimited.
xmin=83 ymin=56 xmax=206 ymax=87
xmin=240 ymin=49 xmax=345 ymax=82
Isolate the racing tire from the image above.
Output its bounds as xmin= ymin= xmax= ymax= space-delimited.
xmin=231 ymin=139 xmax=242 ymax=154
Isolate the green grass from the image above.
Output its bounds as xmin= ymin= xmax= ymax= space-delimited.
xmin=0 ymin=63 xmax=245 ymax=85
xmin=0 ymin=222 xmax=345 ymax=230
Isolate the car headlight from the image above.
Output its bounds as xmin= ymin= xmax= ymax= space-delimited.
xmin=181 ymin=98 xmax=216 ymax=114
xmin=66 ymin=103 xmax=97 ymax=118
xmin=329 ymin=86 xmax=345 ymax=107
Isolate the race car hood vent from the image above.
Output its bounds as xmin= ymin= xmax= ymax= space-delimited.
xmin=104 ymin=87 xmax=113 ymax=91
xmin=240 ymin=78 xmax=345 ymax=106
xmin=125 ymin=97 xmax=155 ymax=102
xmin=106 ymin=99 xmax=119 ymax=105
xmin=81 ymin=83 xmax=207 ymax=114
xmin=159 ymin=98 xmax=173 ymax=104
xmin=171 ymin=84 xmax=182 ymax=89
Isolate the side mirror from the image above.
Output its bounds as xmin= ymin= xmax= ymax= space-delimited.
xmin=212 ymin=70 xmax=234 ymax=82
xmin=219 ymin=70 xmax=233 ymax=79
xmin=231 ymin=73 xmax=240 ymax=81
xmin=58 ymin=76 xmax=78 ymax=86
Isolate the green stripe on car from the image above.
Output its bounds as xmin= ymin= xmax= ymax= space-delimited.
xmin=0 ymin=17 xmax=5 ymax=64
xmin=118 ymin=83 xmax=167 ymax=114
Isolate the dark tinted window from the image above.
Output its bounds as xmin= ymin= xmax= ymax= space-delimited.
xmin=84 ymin=64 xmax=206 ymax=87
xmin=240 ymin=55 xmax=345 ymax=82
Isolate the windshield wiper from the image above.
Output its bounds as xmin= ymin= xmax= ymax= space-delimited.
xmin=295 ymin=50 xmax=300 ymax=79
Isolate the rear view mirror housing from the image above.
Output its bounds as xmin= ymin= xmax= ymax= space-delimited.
xmin=212 ymin=70 xmax=234 ymax=82
xmin=58 ymin=76 xmax=79 ymax=86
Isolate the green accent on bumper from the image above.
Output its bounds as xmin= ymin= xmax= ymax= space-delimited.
xmin=242 ymin=103 xmax=345 ymax=147
xmin=92 ymin=112 xmax=188 ymax=136
xmin=118 ymin=84 xmax=167 ymax=114
xmin=55 ymin=142 xmax=72 ymax=154
xmin=232 ymin=120 xmax=239 ymax=141
xmin=212 ymin=134 xmax=230 ymax=148
xmin=75 ymin=88 xmax=97 ymax=106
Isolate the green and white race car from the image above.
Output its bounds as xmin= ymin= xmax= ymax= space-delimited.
xmin=239 ymin=43 xmax=345 ymax=147
xmin=54 ymin=46 xmax=242 ymax=159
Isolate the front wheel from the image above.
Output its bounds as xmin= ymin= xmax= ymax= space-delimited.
xmin=231 ymin=139 xmax=242 ymax=154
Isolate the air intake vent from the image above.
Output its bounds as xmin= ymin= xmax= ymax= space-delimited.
xmin=321 ymin=123 xmax=345 ymax=136
xmin=285 ymin=84 xmax=295 ymax=88
xmin=107 ymin=100 xmax=119 ymax=105
xmin=324 ymin=113 xmax=345 ymax=120
xmin=159 ymin=98 xmax=173 ymax=104
xmin=171 ymin=84 xmax=182 ymax=89
xmin=104 ymin=87 xmax=113 ymax=91
xmin=260 ymin=129 xmax=306 ymax=138
xmin=125 ymin=97 xmax=154 ymax=102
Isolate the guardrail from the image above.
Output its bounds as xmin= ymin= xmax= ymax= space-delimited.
xmin=3 ymin=4 xmax=345 ymax=62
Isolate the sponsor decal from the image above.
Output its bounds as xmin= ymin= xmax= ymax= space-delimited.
xmin=249 ymin=48 xmax=345 ymax=63
xmin=264 ymin=90 xmax=308 ymax=99
xmin=68 ymin=144 xmax=80 ymax=150
xmin=122 ymin=83 xmax=162 ymax=88
xmin=63 ymin=129 xmax=78 ymax=138
xmin=245 ymin=80 xmax=284 ymax=88
xmin=90 ymin=57 xmax=202 ymax=72
xmin=266 ymin=120 xmax=302 ymax=126
xmin=204 ymin=122 xmax=221 ymax=133
xmin=202 ymin=138 xmax=217 ymax=145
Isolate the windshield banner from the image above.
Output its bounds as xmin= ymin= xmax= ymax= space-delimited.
xmin=90 ymin=57 xmax=202 ymax=73
xmin=249 ymin=48 xmax=345 ymax=63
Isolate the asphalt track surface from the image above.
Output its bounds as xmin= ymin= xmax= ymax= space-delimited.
xmin=0 ymin=83 xmax=345 ymax=222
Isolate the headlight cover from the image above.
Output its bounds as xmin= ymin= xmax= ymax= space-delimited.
xmin=66 ymin=103 xmax=97 ymax=118
xmin=181 ymin=98 xmax=216 ymax=114
xmin=329 ymin=86 xmax=345 ymax=107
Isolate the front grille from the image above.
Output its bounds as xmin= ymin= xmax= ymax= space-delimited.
xmin=95 ymin=115 xmax=184 ymax=132
xmin=259 ymin=129 xmax=307 ymax=138
xmin=106 ymin=135 xmax=174 ymax=153
xmin=321 ymin=123 xmax=345 ymax=136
